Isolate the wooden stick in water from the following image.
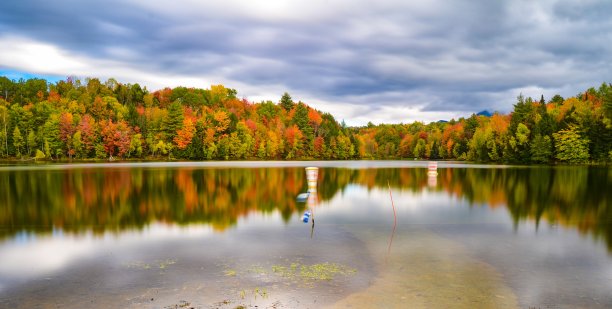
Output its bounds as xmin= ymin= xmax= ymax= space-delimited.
xmin=388 ymin=180 xmax=397 ymax=224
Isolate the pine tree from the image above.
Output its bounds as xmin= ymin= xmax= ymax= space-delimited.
xmin=280 ymin=92 xmax=294 ymax=111
xmin=164 ymin=101 xmax=184 ymax=140
xmin=530 ymin=134 xmax=552 ymax=163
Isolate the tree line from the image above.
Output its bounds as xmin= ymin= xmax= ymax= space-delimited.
xmin=0 ymin=75 xmax=611 ymax=163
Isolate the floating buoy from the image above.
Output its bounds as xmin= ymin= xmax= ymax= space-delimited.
xmin=296 ymin=192 xmax=309 ymax=202
xmin=305 ymin=167 xmax=319 ymax=193
xmin=302 ymin=210 xmax=311 ymax=223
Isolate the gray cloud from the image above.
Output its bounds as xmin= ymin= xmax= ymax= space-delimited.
xmin=0 ymin=0 xmax=610 ymax=124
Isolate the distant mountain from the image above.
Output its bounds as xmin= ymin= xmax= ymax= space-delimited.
xmin=476 ymin=110 xmax=493 ymax=117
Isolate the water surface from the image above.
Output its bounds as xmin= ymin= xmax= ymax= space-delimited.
xmin=0 ymin=161 xmax=610 ymax=308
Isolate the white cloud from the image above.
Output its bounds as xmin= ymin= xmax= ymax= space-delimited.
xmin=0 ymin=0 xmax=611 ymax=124
xmin=0 ymin=35 xmax=220 ymax=90
xmin=0 ymin=36 xmax=87 ymax=73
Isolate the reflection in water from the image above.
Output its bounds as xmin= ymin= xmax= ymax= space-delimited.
xmin=307 ymin=167 xmax=318 ymax=238
xmin=0 ymin=163 xmax=611 ymax=308
xmin=0 ymin=165 xmax=610 ymax=251
xmin=386 ymin=180 xmax=397 ymax=258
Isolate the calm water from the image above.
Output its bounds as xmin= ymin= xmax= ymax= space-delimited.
xmin=0 ymin=161 xmax=610 ymax=308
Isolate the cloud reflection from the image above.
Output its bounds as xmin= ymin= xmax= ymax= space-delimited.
xmin=0 ymin=224 xmax=213 ymax=283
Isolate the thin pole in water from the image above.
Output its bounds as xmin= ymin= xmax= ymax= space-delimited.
xmin=310 ymin=216 xmax=315 ymax=239
xmin=387 ymin=180 xmax=397 ymax=225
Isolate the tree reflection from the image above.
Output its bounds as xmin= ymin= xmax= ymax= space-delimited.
xmin=0 ymin=166 xmax=610 ymax=251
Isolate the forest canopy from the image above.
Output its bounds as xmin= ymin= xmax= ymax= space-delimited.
xmin=0 ymin=76 xmax=611 ymax=163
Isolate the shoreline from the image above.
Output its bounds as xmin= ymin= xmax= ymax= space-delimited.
xmin=0 ymin=157 xmax=609 ymax=167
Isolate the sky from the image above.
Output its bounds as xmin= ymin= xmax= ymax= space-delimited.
xmin=0 ymin=0 xmax=611 ymax=126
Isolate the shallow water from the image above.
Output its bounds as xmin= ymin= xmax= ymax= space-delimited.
xmin=0 ymin=161 xmax=610 ymax=308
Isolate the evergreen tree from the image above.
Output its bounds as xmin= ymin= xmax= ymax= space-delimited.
xmin=602 ymin=83 xmax=612 ymax=119
xmin=293 ymin=102 xmax=313 ymax=152
xmin=280 ymin=92 xmax=294 ymax=111
xmin=42 ymin=116 xmax=62 ymax=159
xmin=549 ymin=94 xmax=564 ymax=105
xmin=164 ymin=101 xmax=184 ymax=140
xmin=530 ymin=134 xmax=552 ymax=163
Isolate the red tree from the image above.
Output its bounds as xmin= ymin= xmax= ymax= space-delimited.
xmin=78 ymin=114 xmax=98 ymax=155
xmin=59 ymin=112 xmax=75 ymax=143
xmin=100 ymin=119 xmax=132 ymax=158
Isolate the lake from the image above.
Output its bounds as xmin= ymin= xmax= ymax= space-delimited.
xmin=0 ymin=161 xmax=610 ymax=308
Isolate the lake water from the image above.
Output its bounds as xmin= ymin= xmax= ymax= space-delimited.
xmin=0 ymin=161 xmax=610 ymax=308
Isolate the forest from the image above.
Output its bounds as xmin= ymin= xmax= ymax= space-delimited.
xmin=0 ymin=75 xmax=611 ymax=163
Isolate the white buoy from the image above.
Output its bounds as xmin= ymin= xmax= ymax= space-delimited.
xmin=305 ymin=167 xmax=319 ymax=192
xmin=427 ymin=161 xmax=438 ymax=176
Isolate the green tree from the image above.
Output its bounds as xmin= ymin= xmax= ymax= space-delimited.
xmin=27 ymin=130 xmax=36 ymax=156
xmin=16 ymin=78 xmax=48 ymax=104
xmin=506 ymin=95 xmax=535 ymax=162
xmin=95 ymin=143 xmax=106 ymax=159
xmin=533 ymin=99 xmax=555 ymax=137
xmin=336 ymin=134 xmax=354 ymax=159
xmin=292 ymin=102 xmax=313 ymax=152
xmin=515 ymin=123 xmax=530 ymax=146
xmin=257 ymin=101 xmax=278 ymax=124
xmin=280 ymin=92 xmax=294 ymax=111
xmin=507 ymin=123 xmax=531 ymax=163
xmin=227 ymin=132 xmax=244 ymax=159
xmin=35 ymin=149 xmax=45 ymax=161
xmin=164 ymin=101 xmax=184 ymax=140
xmin=414 ymin=139 xmax=426 ymax=159
xmin=129 ymin=133 xmax=143 ymax=157
xmin=530 ymin=134 xmax=552 ymax=163
xmin=205 ymin=141 xmax=218 ymax=160
xmin=72 ymin=131 xmax=83 ymax=158
xmin=235 ymin=122 xmax=254 ymax=158
xmin=600 ymin=83 xmax=612 ymax=119
xmin=552 ymin=125 xmax=590 ymax=163
xmin=42 ymin=116 xmax=62 ymax=159
xmin=13 ymin=127 xmax=24 ymax=158
xmin=549 ymin=94 xmax=564 ymax=105
xmin=44 ymin=139 xmax=51 ymax=159
xmin=467 ymin=128 xmax=496 ymax=162
xmin=0 ymin=129 xmax=6 ymax=158
xmin=0 ymin=105 xmax=8 ymax=157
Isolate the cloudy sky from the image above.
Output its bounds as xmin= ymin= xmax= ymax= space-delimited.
xmin=0 ymin=0 xmax=610 ymax=125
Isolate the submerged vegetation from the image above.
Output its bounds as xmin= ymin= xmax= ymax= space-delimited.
xmin=271 ymin=261 xmax=356 ymax=281
xmin=217 ymin=260 xmax=356 ymax=307
xmin=226 ymin=260 xmax=356 ymax=283
xmin=124 ymin=259 xmax=177 ymax=270
xmin=0 ymin=76 xmax=611 ymax=163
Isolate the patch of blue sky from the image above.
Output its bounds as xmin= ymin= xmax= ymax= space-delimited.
xmin=0 ymin=68 xmax=64 ymax=84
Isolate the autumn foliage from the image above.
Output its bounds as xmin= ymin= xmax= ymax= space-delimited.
xmin=0 ymin=75 xmax=611 ymax=163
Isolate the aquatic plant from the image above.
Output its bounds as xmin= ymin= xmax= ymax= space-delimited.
xmin=124 ymin=258 xmax=176 ymax=270
xmin=239 ymin=261 xmax=357 ymax=281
